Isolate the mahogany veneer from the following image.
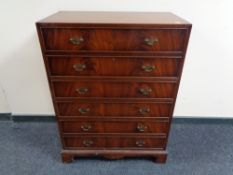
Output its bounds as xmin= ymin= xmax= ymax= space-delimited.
xmin=48 ymin=56 xmax=181 ymax=77
xmin=63 ymin=136 xmax=167 ymax=149
xmin=56 ymin=101 xmax=172 ymax=117
xmin=36 ymin=11 xmax=191 ymax=163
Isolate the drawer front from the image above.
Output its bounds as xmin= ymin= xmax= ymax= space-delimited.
xmin=42 ymin=28 xmax=185 ymax=51
xmin=48 ymin=56 xmax=181 ymax=77
xmin=53 ymin=81 xmax=176 ymax=98
xmin=57 ymin=101 xmax=172 ymax=117
xmin=63 ymin=136 xmax=166 ymax=149
xmin=60 ymin=120 xmax=169 ymax=133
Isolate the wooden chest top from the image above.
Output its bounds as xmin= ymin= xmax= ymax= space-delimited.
xmin=38 ymin=11 xmax=190 ymax=26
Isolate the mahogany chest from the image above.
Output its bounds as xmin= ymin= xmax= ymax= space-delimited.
xmin=36 ymin=11 xmax=191 ymax=163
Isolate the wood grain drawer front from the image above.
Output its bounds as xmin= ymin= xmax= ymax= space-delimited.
xmin=63 ymin=136 xmax=166 ymax=149
xmin=61 ymin=120 xmax=169 ymax=133
xmin=57 ymin=101 xmax=172 ymax=117
xmin=48 ymin=57 xmax=181 ymax=77
xmin=42 ymin=28 xmax=185 ymax=51
xmin=53 ymin=81 xmax=176 ymax=98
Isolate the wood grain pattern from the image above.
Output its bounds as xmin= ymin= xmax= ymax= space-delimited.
xmin=42 ymin=28 xmax=185 ymax=51
xmin=48 ymin=56 xmax=181 ymax=77
xmin=63 ymin=136 xmax=166 ymax=149
xmin=53 ymin=81 xmax=176 ymax=98
xmin=36 ymin=11 xmax=192 ymax=163
xmin=56 ymin=101 xmax=172 ymax=117
xmin=60 ymin=120 xmax=169 ymax=134
xmin=38 ymin=11 xmax=190 ymax=25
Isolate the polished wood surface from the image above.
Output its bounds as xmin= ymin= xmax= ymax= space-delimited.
xmin=38 ymin=11 xmax=190 ymax=25
xmin=48 ymin=56 xmax=181 ymax=77
xmin=60 ymin=120 xmax=169 ymax=133
xmin=53 ymin=81 xmax=176 ymax=98
xmin=42 ymin=28 xmax=185 ymax=51
xmin=63 ymin=136 xmax=166 ymax=149
xmin=36 ymin=11 xmax=191 ymax=163
xmin=56 ymin=101 xmax=172 ymax=117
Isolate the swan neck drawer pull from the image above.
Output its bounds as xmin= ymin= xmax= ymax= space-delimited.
xmin=73 ymin=63 xmax=86 ymax=72
xmin=144 ymin=37 xmax=159 ymax=46
xmin=139 ymin=107 xmax=150 ymax=115
xmin=139 ymin=88 xmax=152 ymax=96
xmin=137 ymin=123 xmax=148 ymax=132
xmin=136 ymin=140 xmax=145 ymax=147
xmin=76 ymin=88 xmax=88 ymax=95
xmin=81 ymin=123 xmax=92 ymax=131
xmin=69 ymin=36 xmax=84 ymax=45
xmin=142 ymin=64 xmax=156 ymax=72
xmin=78 ymin=108 xmax=90 ymax=114
xmin=83 ymin=140 xmax=93 ymax=147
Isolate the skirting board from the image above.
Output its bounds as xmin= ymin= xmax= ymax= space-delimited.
xmin=1 ymin=113 xmax=233 ymax=124
xmin=0 ymin=113 xmax=11 ymax=121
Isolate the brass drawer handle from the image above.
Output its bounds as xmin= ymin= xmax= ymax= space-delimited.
xmin=69 ymin=36 xmax=84 ymax=45
xmin=142 ymin=64 xmax=156 ymax=72
xmin=79 ymin=107 xmax=90 ymax=114
xmin=137 ymin=123 xmax=148 ymax=132
xmin=136 ymin=140 xmax=145 ymax=147
xmin=139 ymin=107 xmax=150 ymax=115
xmin=144 ymin=37 xmax=159 ymax=46
xmin=73 ymin=63 xmax=86 ymax=72
xmin=76 ymin=87 xmax=88 ymax=95
xmin=81 ymin=123 xmax=92 ymax=131
xmin=139 ymin=88 xmax=152 ymax=96
xmin=83 ymin=140 xmax=93 ymax=147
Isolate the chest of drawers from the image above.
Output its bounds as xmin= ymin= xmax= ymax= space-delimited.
xmin=36 ymin=11 xmax=191 ymax=163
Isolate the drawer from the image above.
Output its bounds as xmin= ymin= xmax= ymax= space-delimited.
xmin=53 ymin=81 xmax=176 ymax=98
xmin=56 ymin=101 xmax=172 ymax=117
xmin=60 ymin=120 xmax=169 ymax=133
xmin=48 ymin=56 xmax=181 ymax=77
xmin=41 ymin=28 xmax=185 ymax=51
xmin=63 ymin=136 xmax=166 ymax=149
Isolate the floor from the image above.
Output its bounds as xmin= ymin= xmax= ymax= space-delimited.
xmin=0 ymin=121 xmax=233 ymax=175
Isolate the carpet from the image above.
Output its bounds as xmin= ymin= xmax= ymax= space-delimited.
xmin=0 ymin=121 xmax=233 ymax=175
